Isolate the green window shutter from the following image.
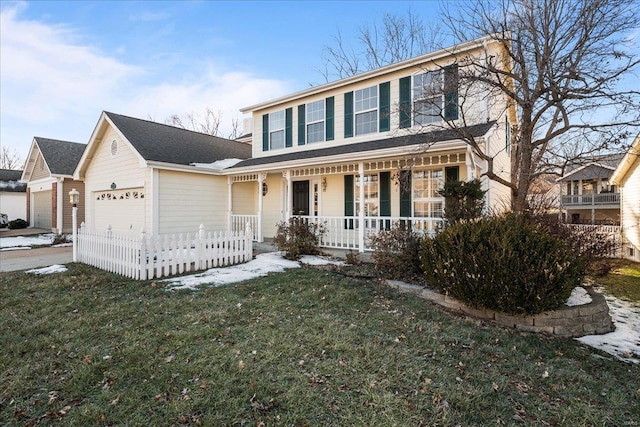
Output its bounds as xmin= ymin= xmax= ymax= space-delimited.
xmin=262 ymin=114 xmax=269 ymax=151
xmin=444 ymin=64 xmax=459 ymax=120
xmin=344 ymin=174 xmax=354 ymax=229
xmin=285 ymin=108 xmax=293 ymax=147
xmin=400 ymin=170 xmax=412 ymax=217
xmin=379 ymin=82 xmax=390 ymax=132
xmin=445 ymin=166 xmax=460 ymax=182
xmin=380 ymin=171 xmax=391 ymax=219
xmin=325 ymin=96 xmax=334 ymax=141
xmin=399 ymin=76 xmax=411 ymax=129
xmin=344 ymin=91 xmax=353 ymax=138
xmin=298 ymin=104 xmax=306 ymax=145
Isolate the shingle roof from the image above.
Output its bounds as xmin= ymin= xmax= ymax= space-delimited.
xmin=0 ymin=169 xmax=26 ymax=192
xmin=230 ymin=121 xmax=496 ymax=169
xmin=105 ymin=112 xmax=252 ymax=165
xmin=558 ymin=164 xmax=616 ymax=182
xmin=34 ymin=137 xmax=86 ymax=176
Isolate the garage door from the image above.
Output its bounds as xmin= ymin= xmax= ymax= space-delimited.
xmin=94 ymin=189 xmax=146 ymax=234
xmin=33 ymin=190 xmax=52 ymax=229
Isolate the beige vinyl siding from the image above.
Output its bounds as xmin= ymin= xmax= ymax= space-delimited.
xmin=232 ymin=182 xmax=257 ymax=213
xmin=484 ymin=125 xmax=513 ymax=212
xmin=157 ymin=170 xmax=228 ymax=234
xmin=621 ymin=162 xmax=640 ymax=259
xmin=61 ymin=180 xmax=85 ymax=232
xmin=33 ymin=190 xmax=52 ymax=229
xmin=31 ymin=154 xmax=51 ymax=181
xmin=84 ymin=127 xmax=150 ymax=231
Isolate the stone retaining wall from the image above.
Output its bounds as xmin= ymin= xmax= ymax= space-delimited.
xmin=387 ymin=280 xmax=614 ymax=338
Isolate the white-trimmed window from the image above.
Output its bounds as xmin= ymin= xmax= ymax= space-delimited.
xmin=355 ymin=86 xmax=378 ymax=135
xmin=355 ymin=174 xmax=379 ymax=216
xmin=269 ymin=110 xmax=285 ymax=150
xmin=413 ymin=70 xmax=443 ymax=125
xmin=306 ymin=99 xmax=325 ymax=143
xmin=413 ymin=169 xmax=443 ymax=218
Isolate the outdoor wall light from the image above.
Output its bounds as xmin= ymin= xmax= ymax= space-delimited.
xmin=322 ymin=177 xmax=327 ymax=192
xmin=111 ymin=182 xmax=117 ymax=190
xmin=68 ymin=188 xmax=80 ymax=206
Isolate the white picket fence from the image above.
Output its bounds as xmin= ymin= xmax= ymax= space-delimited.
xmin=77 ymin=223 xmax=253 ymax=280
xmin=565 ymin=224 xmax=622 ymax=258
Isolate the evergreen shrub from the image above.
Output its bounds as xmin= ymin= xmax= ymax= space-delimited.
xmin=421 ymin=214 xmax=585 ymax=314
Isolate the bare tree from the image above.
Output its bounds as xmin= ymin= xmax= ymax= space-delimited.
xmin=319 ymin=10 xmax=445 ymax=82
xmin=165 ymin=108 xmax=242 ymax=140
xmin=442 ymin=0 xmax=639 ymax=211
xmin=0 ymin=146 xmax=23 ymax=170
xmin=322 ymin=1 xmax=640 ymax=212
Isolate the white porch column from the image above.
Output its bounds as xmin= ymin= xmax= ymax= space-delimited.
xmin=258 ymin=173 xmax=266 ymax=242
xmin=56 ymin=178 xmax=64 ymax=233
xmin=466 ymin=145 xmax=476 ymax=180
xmin=283 ymin=171 xmax=292 ymax=220
xmin=358 ymin=162 xmax=365 ymax=252
xmin=227 ymin=176 xmax=233 ymax=232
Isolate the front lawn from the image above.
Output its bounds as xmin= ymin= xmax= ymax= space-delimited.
xmin=1 ymin=264 xmax=638 ymax=426
xmin=594 ymin=259 xmax=640 ymax=303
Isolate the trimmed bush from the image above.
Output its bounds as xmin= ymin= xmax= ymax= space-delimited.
xmin=273 ymin=217 xmax=326 ymax=260
xmin=8 ymin=218 xmax=28 ymax=229
xmin=421 ymin=214 xmax=585 ymax=315
xmin=370 ymin=223 xmax=423 ymax=282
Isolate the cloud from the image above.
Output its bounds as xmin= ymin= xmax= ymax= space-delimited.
xmin=0 ymin=3 xmax=293 ymax=158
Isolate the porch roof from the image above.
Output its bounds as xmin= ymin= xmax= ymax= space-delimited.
xmin=558 ymin=163 xmax=616 ymax=182
xmin=229 ymin=122 xmax=496 ymax=170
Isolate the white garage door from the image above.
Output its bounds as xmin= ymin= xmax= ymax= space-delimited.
xmin=33 ymin=190 xmax=52 ymax=229
xmin=94 ymin=189 xmax=146 ymax=234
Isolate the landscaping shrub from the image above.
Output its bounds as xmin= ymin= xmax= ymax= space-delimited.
xmin=8 ymin=218 xmax=28 ymax=229
xmin=421 ymin=214 xmax=585 ymax=315
xmin=439 ymin=179 xmax=485 ymax=224
xmin=370 ymin=223 xmax=423 ymax=282
xmin=273 ymin=217 xmax=326 ymax=260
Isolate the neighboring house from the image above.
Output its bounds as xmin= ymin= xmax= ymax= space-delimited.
xmin=21 ymin=138 xmax=86 ymax=232
xmin=610 ymin=134 xmax=640 ymax=262
xmin=557 ymin=154 xmax=624 ymax=225
xmin=0 ymin=169 xmax=27 ymax=221
xmin=73 ymin=111 xmax=252 ymax=235
xmin=225 ymin=36 xmax=513 ymax=249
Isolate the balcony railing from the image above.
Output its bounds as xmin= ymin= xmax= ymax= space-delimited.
xmin=560 ymin=193 xmax=620 ymax=206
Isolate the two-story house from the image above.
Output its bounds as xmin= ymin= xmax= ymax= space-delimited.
xmin=225 ymin=36 xmax=513 ymax=251
xmin=557 ymin=154 xmax=624 ymax=225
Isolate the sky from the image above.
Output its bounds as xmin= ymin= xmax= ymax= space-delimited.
xmin=0 ymin=0 xmax=445 ymax=163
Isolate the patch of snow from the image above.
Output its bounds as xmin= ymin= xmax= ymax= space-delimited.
xmin=566 ymin=286 xmax=592 ymax=306
xmin=191 ymin=158 xmax=243 ymax=170
xmin=0 ymin=246 xmax=32 ymax=251
xmin=577 ymin=289 xmax=640 ymax=364
xmin=0 ymin=234 xmax=55 ymax=248
xmin=163 ymin=252 xmax=343 ymax=291
xmin=26 ymin=264 xmax=68 ymax=275
xmin=299 ymin=255 xmax=345 ymax=266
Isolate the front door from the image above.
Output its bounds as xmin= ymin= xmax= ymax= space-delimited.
xmin=292 ymin=180 xmax=310 ymax=215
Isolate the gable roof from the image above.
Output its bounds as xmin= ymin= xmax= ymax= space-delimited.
xmin=558 ymin=163 xmax=616 ymax=182
xmin=104 ymin=112 xmax=251 ymax=165
xmin=230 ymin=121 xmax=496 ymax=171
xmin=611 ymin=133 xmax=640 ymax=185
xmin=35 ymin=137 xmax=87 ymax=175
xmin=0 ymin=169 xmax=26 ymax=192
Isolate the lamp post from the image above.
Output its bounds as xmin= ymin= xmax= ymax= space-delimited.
xmin=69 ymin=188 xmax=80 ymax=262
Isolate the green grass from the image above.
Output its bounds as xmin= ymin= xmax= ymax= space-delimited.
xmin=1 ymin=263 xmax=638 ymax=426
xmin=594 ymin=259 xmax=640 ymax=303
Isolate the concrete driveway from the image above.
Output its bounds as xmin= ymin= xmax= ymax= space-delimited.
xmin=0 ymin=228 xmax=73 ymax=272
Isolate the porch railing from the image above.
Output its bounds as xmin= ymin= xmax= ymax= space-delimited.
xmin=230 ymin=215 xmax=259 ymax=241
xmin=296 ymin=215 xmax=444 ymax=252
xmin=561 ymin=193 xmax=620 ymax=206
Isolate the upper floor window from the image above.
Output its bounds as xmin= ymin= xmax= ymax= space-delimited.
xmin=413 ymin=70 xmax=443 ymax=125
xmin=269 ymin=110 xmax=285 ymax=150
xmin=355 ymin=86 xmax=378 ymax=136
xmin=306 ymin=100 xmax=325 ymax=143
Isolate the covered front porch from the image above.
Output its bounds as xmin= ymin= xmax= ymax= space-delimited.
xmin=226 ymin=149 xmax=481 ymax=252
